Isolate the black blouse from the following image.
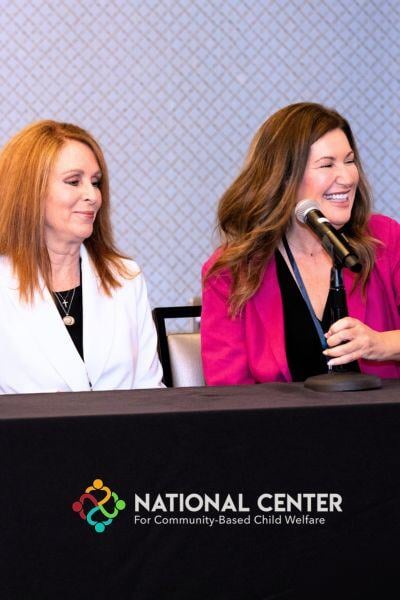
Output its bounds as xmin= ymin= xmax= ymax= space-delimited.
xmin=275 ymin=249 xmax=330 ymax=381
xmin=53 ymin=284 xmax=84 ymax=360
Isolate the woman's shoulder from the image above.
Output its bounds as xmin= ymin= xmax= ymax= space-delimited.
xmin=82 ymin=245 xmax=142 ymax=283
xmin=104 ymin=258 xmax=149 ymax=307
xmin=0 ymin=255 xmax=14 ymax=282
xmin=0 ymin=254 xmax=11 ymax=267
xmin=118 ymin=257 xmax=141 ymax=278
xmin=368 ymin=214 xmax=400 ymax=266
xmin=202 ymin=247 xmax=233 ymax=289
xmin=111 ymin=258 xmax=147 ymax=295
xmin=368 ymin=213 xmax=400 ymax=241
xmin=202 ymin=247 xmax=228 ymax=276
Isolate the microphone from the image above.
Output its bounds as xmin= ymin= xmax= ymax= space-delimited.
xmin=295 ymin=199 xmax=362 ymax=272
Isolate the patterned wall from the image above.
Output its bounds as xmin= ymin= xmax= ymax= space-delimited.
xmin=0 ymin=0 xmax=398 ymax=308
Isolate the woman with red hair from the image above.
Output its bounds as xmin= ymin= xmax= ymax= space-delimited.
xmin=0 ymin=120 xmax=163 ymax=393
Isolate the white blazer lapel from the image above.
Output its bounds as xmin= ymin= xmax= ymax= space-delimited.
xmin=2 ymin=265 xmax=90 ymax=391
xmin=80 ymin=245 xmax=115 ymax=388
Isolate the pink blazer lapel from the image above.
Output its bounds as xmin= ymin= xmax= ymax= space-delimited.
xmin=249 ymin=258 xmax=363 ymax=383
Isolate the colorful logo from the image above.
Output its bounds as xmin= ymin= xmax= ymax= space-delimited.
xmin=72 ymin=478 xmax=126 ymax=533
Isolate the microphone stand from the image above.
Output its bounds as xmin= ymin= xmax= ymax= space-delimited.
xmin=304 ymin=253 xmax=382 ymax=392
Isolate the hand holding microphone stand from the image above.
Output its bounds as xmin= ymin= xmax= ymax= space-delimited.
xmin=295 ymin=200 xmax=382 ymax=392
xmin=304 ymin=252 xmax=382 ymax=391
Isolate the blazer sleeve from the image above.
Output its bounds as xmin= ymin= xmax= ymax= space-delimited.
xmin=132 ymin=272 xmax=164 ymax=388
xmin=390 ymin=219 xmax=400 ymax=308
xmin=201 ymin=262 xmax=255 ymax=386
xmin=371 ymin=214 xmax=400 ymax=308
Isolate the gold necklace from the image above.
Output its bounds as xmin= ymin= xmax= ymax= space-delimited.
xmin=53 ymin=288 xmax=76 ymax=326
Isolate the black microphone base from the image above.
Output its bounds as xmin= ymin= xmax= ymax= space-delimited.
xmin=304 ymin=371 xmax=382 ymax=392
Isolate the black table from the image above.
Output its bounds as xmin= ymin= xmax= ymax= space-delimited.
xmin=1 ymin=380 xmax=400 ymax=599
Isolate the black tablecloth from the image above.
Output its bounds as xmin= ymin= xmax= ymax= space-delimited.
xmin=1 ymin=380 xmax=400 ymax=599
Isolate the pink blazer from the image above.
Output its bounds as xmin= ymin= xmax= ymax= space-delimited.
xmin=201 ymin=214 xmax=400 ymax=385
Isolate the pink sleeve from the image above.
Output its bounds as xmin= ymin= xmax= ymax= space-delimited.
xmin=391 ymin=221 xmax=400 ymax=308
xmin=201 ymin=262 xmax=255 ymax=386
xmin=372 ymin=215 xmax=400 ymax=308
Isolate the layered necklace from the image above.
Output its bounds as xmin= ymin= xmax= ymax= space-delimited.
xmin=53 ymin=287 xmax=77 ymax=326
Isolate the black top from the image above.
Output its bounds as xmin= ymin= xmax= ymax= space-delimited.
xmin=275 ymin=249 xmax=332 ymax=381
xmin=275 ymin=249 xmax=360 ymax=381
xmin=53 ymin=284 xmax=84 ymax=360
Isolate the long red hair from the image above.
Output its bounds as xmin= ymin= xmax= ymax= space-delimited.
xmin=0 ymin=120 xmax=132 ymax=301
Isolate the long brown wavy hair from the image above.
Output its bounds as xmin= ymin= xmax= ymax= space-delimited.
xmin=206 ymin=102 xmax=376 ymax=316
xmin=0 ymin=120 xmax=132 ymax=302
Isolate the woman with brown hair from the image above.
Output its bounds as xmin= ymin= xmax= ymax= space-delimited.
xmin=201 ymin=102 xmax=400 ymax=385
xmin=0 ymin=120 xmax=163 ymax=393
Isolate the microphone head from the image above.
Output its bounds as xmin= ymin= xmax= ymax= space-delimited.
xmin=295 ymin=199 xmax=320 ymax=224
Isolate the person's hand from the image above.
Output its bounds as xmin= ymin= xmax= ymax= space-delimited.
xmin=323 ymin=317 xmax=384 ymax=366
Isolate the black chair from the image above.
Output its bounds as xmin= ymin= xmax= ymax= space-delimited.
xmin=152 ymin=306 xmax=203 ymax=387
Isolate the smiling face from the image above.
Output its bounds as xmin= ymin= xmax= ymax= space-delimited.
xmin=44 ymin=140 xmax=102 ymax=250
xmin=296 ymin=128 xmax=359 ymax=228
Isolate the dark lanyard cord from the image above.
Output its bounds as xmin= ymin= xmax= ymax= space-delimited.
xmin=282 ymin=235 xmax=328 ymax=351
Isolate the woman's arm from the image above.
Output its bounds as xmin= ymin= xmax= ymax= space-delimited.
xmin=324 ymin=215 xmax=400 ymax=366
xmin=201 ymin=265 xmax=255 ymax=385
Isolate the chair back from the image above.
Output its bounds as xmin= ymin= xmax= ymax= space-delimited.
xmin=168 ymin=332 xmax=203 ymax=387
xmin=152 ymin=306 xmax=204 ymax=387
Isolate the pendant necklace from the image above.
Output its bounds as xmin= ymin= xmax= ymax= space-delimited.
xmin=53 ymin=288 xmax=76 ymax=326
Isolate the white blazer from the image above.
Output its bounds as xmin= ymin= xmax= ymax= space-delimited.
xmin=0 ymin=245 xmax=163 ymax=394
